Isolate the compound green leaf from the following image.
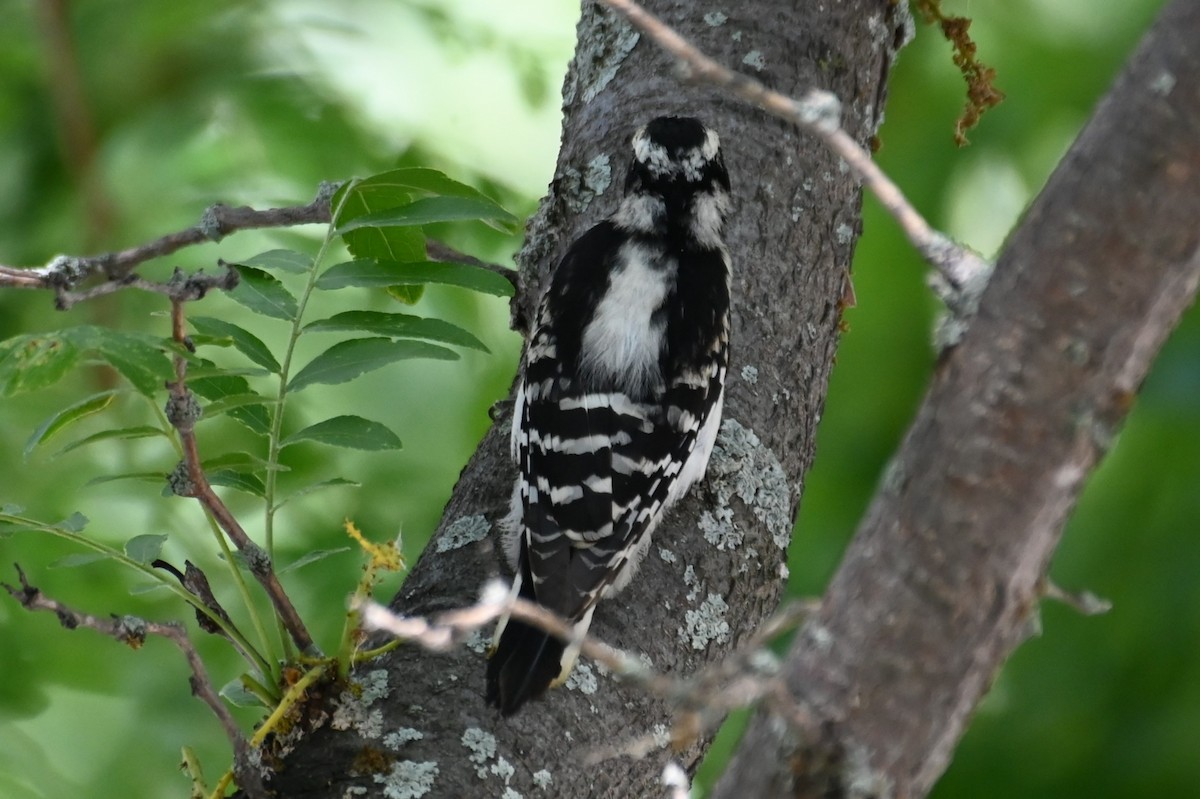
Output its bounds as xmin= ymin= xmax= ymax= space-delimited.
xmin=55 ymin=426 xmax=166 ymax=457
xmin=228 ymin=266 xmax=299 ymax=321
xmin=303 ymin=311 xmax=487 ymax=352
xmin=274 ymin=478 xmax=361 ymax=510
xmin=279 ymin=547 xmax=352 ymax=575
xmin=234 ymin=249 xmax=312 ymax=275
xmin=335 ymin=195 xmax=517 ymax=233
xmin=315 ymin=259 xmax=514 ymax=297
xmin=125 ymin=534 xmax=168 ymax=564
xmin=333 ymin=179 xmax=425 ymax=265
xmin=0 ymin=333 xmax=82 ymax=397
xmin=208 ymin=470 xmax=266 ymax=498
xmin=49 ymin=552 xmax=108 ymax=569
xmin=191 ymin=317 xmax=281 ymax=374
xmin=24 ymin=390 xmax=120 ymax=457
xmin=288 ymin=337 xmax=457 ymax=392
xmin=282 ymin=415 xmax=401 ymax=451
xmin=65 ymin=327 xmax=174 ymax=396
xmin=190 ymin=374 xmax=271 ymax=435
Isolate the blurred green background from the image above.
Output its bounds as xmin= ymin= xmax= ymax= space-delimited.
xmin=0 ymin=1 xmax=1194 ymax=797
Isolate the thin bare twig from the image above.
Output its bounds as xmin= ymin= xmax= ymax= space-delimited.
xmin=2 ymin=563 xmax=267 ymax=799
xmin=53 ymin=264 xmax=241 ymax=310
xmin=597 ymin=0 xmax=992 ymax=301
xmin=0 ymin=184 xmax=519 ymax=302
xmin=1043 ymin=580 xmax=1113 ymax=617
xmin=358 ymin=581 xmax=820 ymax=760
xmin=165 ymin=298 xmax=316 ymax=655
xmin=427 ymin=239 xmax=521 ymax=294
xmin=0 ymin=185 xmax=337 ymax=292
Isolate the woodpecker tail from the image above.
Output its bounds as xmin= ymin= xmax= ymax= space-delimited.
xmin=486 ymin=573 xmax=566 ymax=716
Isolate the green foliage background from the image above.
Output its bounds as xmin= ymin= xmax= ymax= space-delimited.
xmin=0 ymin=1 xmax=1193 ymax=797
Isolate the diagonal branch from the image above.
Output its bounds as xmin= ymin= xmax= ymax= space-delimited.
xmin=358 ymin=583 xmax=819 ymax=761
xmin=269 ymin=1 xmax=899 ymax=794
xmin=0 ymin=184 xmax=519 ymax=303
xmin=0 ymin=185 xmax=338 ymax=291
xmin=713 ymin=1 xmax=1200 ymax=795
xmin=165 ymin=298 xmax=316 ymax=655
xmin=598 ymin=0 xmax=991 ymax=302
xmin=2 ymin=563 xmax=267 ymax=799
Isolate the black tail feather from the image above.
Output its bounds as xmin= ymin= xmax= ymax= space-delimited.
xmin=486 ymin=615 xmax=565 ymax=715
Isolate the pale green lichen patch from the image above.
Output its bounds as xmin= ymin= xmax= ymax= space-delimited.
xmin=356 ymin=709 xmax=384 ymax=739
xmin=360 ymin=669 xmax=389 ymax=704
xmin=742 ymin=50 xmax=766 ymax=71
xmin=563 ymin=153 xmax=614 ymax=214
xmin=374 ymin=761 xmax=439 ymax=799
xmin=466 ymin=629 xmax=491 ymax=654
xmin=1151 ymin=70 xmax=1176 ymax=96
xmin=565 ymin=660 xmax=598 ymax=695
xmin=704 ymin=11 xmax=728 ymax=26
xmin=740 ymin=365 xmax=759 ymax=384
xmin=681 ymin=593 xmax=731 ymax=650
xmin=699 ymin=506 xmax=741 ymax=550
xmin=585 ymin=154 xmax=612 ymax=196
xmin=462 ymin=727 xmax=498 ymax=779
xmin=331 ymin=669 xmax=390 ymax=739
xmin=532 ymin=769 xmax=553 ymax=789
xmin=492 ymin=757 xmax=516 ymax=782
xmin=845 ymin=742 xmax=895 ymax=799
xmin=866 ymin=12 xmax=889 ymax=52
xmin=436 ymin=515 xmax=490 ymax=553
xmin=383 ymin=728 xmax=425 ymax=750
xmin=563 ymin=9 xmax=640 ymax=106
xmin=652 ymin=723 xmax=671 ymax=748
xmin=659 ymin=547 xmax=677 ymax=563
xmin=708 ymin=419 xmax=792 ymax=548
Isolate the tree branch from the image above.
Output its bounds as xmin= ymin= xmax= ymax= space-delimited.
xmin=0 ymin=186 xmax=336 ymax=291
xmin=2 ymin=563 xmax=266 ymax=799
xmin=714 ymin=2 xmax=1200 ymax=795
xmin=0 ymin=184 xmax=519 ymax=303
xmin=598 ymin=0 xmax=991 ymax=302
xmin=358 ymin=583 xmax=819 ymax=759
xmin=165 ymin=297 xmax=316 ymax=655
xmin=271 ymin=1 xmax=904 ymax=795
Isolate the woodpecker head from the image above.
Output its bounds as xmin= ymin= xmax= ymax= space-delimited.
xmin=626 ymin=116 xmax=730 ymax=197
xmin=618 ymin=116 xmax=731 ymax=244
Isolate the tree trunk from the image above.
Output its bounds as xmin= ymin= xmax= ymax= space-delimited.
xmin=713 ymin=2 xmax=1200 ymax=796
xmin=272 ymin=0 xmax=904 ymax=796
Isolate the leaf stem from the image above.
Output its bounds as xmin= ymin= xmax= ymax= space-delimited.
xmin=263 ymin=183 xmax=357 ymax=558
xmin=261 ymin=183 xmax=357 ymax=660
xmin=2 ymin=512 xmax=273 ymax=678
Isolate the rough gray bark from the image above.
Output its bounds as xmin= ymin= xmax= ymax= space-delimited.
xmin=272 ymin=0 xmax=904 ymax=796
xmin=713 ymin=2 xmax=1200 ymax=797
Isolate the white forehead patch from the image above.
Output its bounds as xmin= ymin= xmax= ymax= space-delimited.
xmin=632 ymin=125 xmax=721 ymax=182
xmin=633 ymin=129 xmax=675 ymax=177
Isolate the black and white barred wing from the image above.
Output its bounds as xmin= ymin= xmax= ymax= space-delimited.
xmin=489 ymin=318 xmax=726 ymax=713
xmin=517 ymin=332 xmax=728 ymax=619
